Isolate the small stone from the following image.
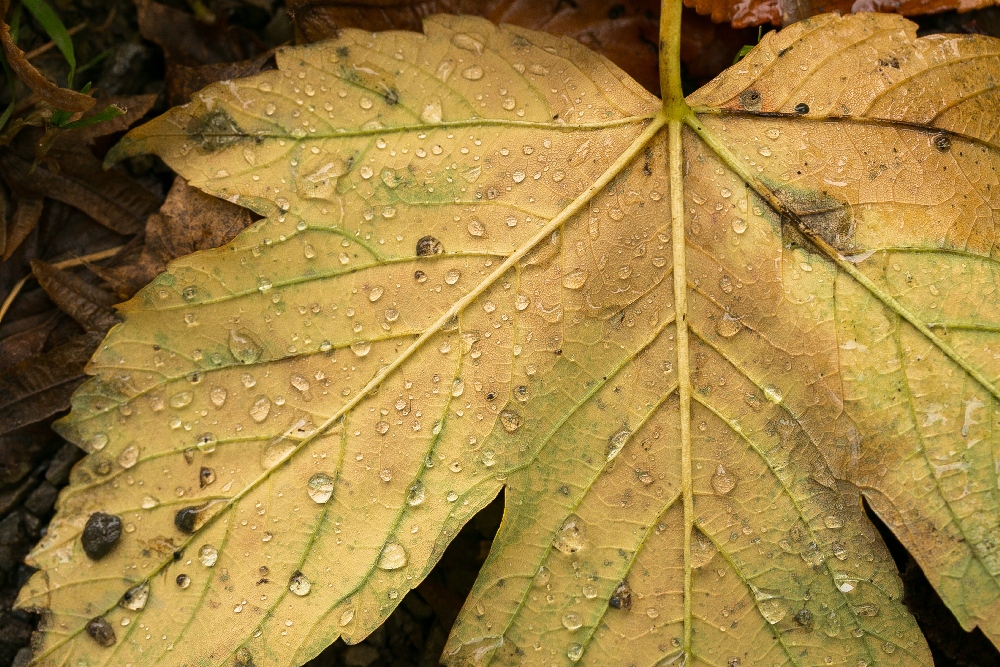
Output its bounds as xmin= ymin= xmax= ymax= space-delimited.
xmin=24 ymin=482 xmax=58 ymax=516
xmin=45 ymin=444 xmax=84 ymax=485
xmin=82 ymin=512 xmax=122 ymax=559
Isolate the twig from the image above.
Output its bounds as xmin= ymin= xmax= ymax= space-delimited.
xmin=0 ymin=244 xmax=123 ymax=326
xmin=24 ymin=21 xmax=87 ymax=60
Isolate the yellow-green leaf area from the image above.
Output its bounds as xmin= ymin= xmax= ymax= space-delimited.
xmin=17 ymin=7 xmax=1000 ymax=667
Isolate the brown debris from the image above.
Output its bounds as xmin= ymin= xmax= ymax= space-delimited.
xmin=0 ymin=23 xmax=95 ymax=113
xmin=29 ymin=260 xmax=119 ymax=333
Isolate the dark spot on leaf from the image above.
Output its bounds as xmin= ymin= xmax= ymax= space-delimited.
xmin=609 ymin=580 xmax=632 ymax=610
xmin=81 ymin=512 xmax=122 ymax=560
xmin=933 ymin=133 xmax=951 ymax=152
xmin=174 ymin=506 xmax=200 ymax=533
xmin=336 ymin=46 xmax=349 ymax=58
xmin=416 ymin=236 xmax=443 ymax=256
xmin=740 ymin=88 xmax=762 ymax=111
xmin=86 ymin=617 xmax=116 ymax=647
xmin=235 ymin=647 xmax=256 ymax=667
xmin=877 ymin=56 xmax=900 ymax=69
xmin=778 ymin=46 xmax=792 ymax=57
xmin=188 ymin=108 xmax=245 ymax=152
xmin=774 ymin=186 xmax=855 ymax=253
xmin=794 ymin=102 xmax=809 ymax=114
xmin=794 ymin=608 xmax=814 ymax=629
xmin=200 ymin=466 xmax=216 ymax=488
xmin=382 ymin=87 xmax=400 ymax=106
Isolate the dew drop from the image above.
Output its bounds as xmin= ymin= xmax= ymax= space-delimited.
xmin=562 ymin=270 xmax=589 ymax=290
xmin=289 ymin=571 xmax=312 ymax=596
xmin=562 ymin=612 xmax=583 ymax=631
xmin=169 ymin=391 xmax=193 ymax=409
xmin=468 ymin=219 xmax=486 ymax=237
xmin=307 ymin=473 xmax=334 ymax=503
xmin=229 ymin=328 xmax=264 ymax=364
xmin=716 ymin=313 xmax=742 ymax=338
xmin=86 ymin=617 xmax=116 ymax=647
xmin=606 ymin=427 xmax=630 ymax=462
xmin=118 ymin=446 xmax=139 ymax=469
xmin=407 ymin=481 xmax=425 ymax=506
xmin=199 ymin=467 xmax=216 ymax=488
xmin=461 ymin=66 xmax=484 ymax=80
xmin=711 ymin=464 xmax=737 ymax=495
xmin=119 ymin=581 xmax=149 ymax=611
xmin=378 ymin=543 xmax=408 ymax=570
xmin=451 ymin=378 xmax=465 ymax=397
xmin=416 ymin=236 xmax=443 ymax=256
xmin=210 ymin=386 xmax=227 ymax=407
xmin=250 ymin=395 xmax=271 ymax=423
xmin=499 ymin=408 xmax=522 ymax=433
xmin=445 ymin=269 xmax=462 ymax=285
xmin=198 ymin=544 xmax=218 ymax=567
xmin=553 ymin=514 xmax=586 ymax=554
xmin=732 ymin=217 xmax=748 ymax=234
xmin=176 ymin=574 xmax=191 ymax=588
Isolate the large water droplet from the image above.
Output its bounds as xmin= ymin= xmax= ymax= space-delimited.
xmin=420 ymin=99 xmax=442 ymax=123
xmin=169 ymin=391 xmax=193 ymax=409
xmin=606 ymin=427 xmax=630 ymax=462
xmin=562 ymin=270 xmax=589 ymax=290
xmin=289 ymin=571 xmax=312 ymax=596
xmin=567 ymin=644 xmax=583 ymax=662
xmin=690 ymin=528 xmax=718 ymax=568
xmin=250 ymin=395 xmax=271 ymax=423
xmin=378 ymin=543 xmax=408 ymax=570
xmin=553 ymin=514 xmax=586 ymax=554
xmin=230 ymin=328 xmax=264 ymax=364
xmin=451 ymin=378 xmax=465 ymax=397
xmin=751 ymin=585 xmax=787 ymax=624
xmin=406 ymin=481 xmax=425 ymax=506
xmin=210 ymin=386 xmax=227 ymax=407
xmin=716 ymin=312 xmax=742 ymax=338
xmin=499 ymin=408 xmax=522 ymax=433
xmin=461 ymin=66 xmax=484 ymax=80
xmin=561 ymin=612 xmax=583 ymax=630
xmin=117 ymin=445 xmax=139 ymax=469
xmin=119 ymin=582 xmax=149 ymax=611
xmin=198 ymin=544 xmax=219 ymax=567
xmin=308 ymin=473 xmax=334 ymax=503
xmin=350 ymin=340 xmax=371 ymax=357
xmin=711 ymin=464 xmax=737 ymax=495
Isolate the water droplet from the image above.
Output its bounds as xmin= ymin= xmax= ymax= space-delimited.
xmin=360 ymin=97 xmax=373 ymax=109
xmin=308 ymin=473 xmax=334 ymax=503
xmin=368 ymin=285 xmax=385 ymax=302
xmin=198 ymin=544 xmax=218 ymax=567
xmin=376 ymin=420 xmax=390 ymax=435
xmin=534 ymin=566 xmax=551 ymax=587
xmin=250 ymin=395 xmax=271 ymax=422
xmin=339 ymin=607 xmax=355 ymax=626
xmin=606 ymin=427 xmax=630 ymax=462
xmin=86 ymin=617 xmax=116 ymax=647
xmin=451 ymin=33 xmax=483 ymax=52
xmin=711 ymin=464 xmax=737 ymax=495
xmin=210 ymin=386 xmax=227 ymax=407
xmin=716 ymin=313 xmax=742 ymax=338
xmin=553 ymin=514 xmax=586 ymax=554
xmin=514 ymin=294 xmax=529 ymax=311
xmin=378 ymin=543 xmax=408 ymax=570
xmin=416 ymin=236 xmax=443 ymax=256
xmin=420 ymin=99 xmax=442 ymax=123
xmin=118 ymin=446 xmax=139 ymax=469
xmin=196 ymin=432 xmax=217 ymax=453
xmin=407 ymin=481 xmax=425 ymax=506
xmin=170 ymin=391 xmax=193 ymax=409
xmin=141 ymin=496 xmax=159 ymax=509
xmin=690 ymin=528 xmax=718 ymax=568
xmin=511 ymin=170 xmax=525 ymax=183
xmin=499 ymin=408 xmax=522 ymax=433
xmin=445 ymin=269 xmax=461 ymax=285
xmin=461 ymin=66 xmax=484 ymax=80
xmin=350 ymin=340 xmax=371 ymax=357
xmin=758 ymin=146 xmax=772 ymax=157
xmin=289 ymin=571 xmax=311 ymax=596
xmin=562 ymin=612 xmax=583 ymax=630
xmin=451 ymin=378 xmax=465 ymax=397
xmin=119 ymin=581 xmax=149 ymax=611
xmin=176 ymin=574 xmax=191 ymax=588
xmin=823 ymin=515 xmax=843 ymax=529
xmin=257 ymin=277 xmax=273 ymax=292
xmin=732 ymin=217 xmax=748 ymax=234
xmin=199 ymin=467 xmax=216 ymax=488
xmin=446 ymin=491 xmax=459 ymax=502
xmin=609 ymin=580 xmax=632 ymax=610
xmin=582 ymin=583 xmax=598 ymax=599
xmin=764 ymin=384 xmax=783 ymax=403
xmin=82 ymin=512 xmax=122 ymax=560
xmin=229 ymin=329 xmax=264 ymax=364
xmin=562 ymin=270 xmax=589 ymax=290
xmin=91 ymin=433 xmax=109 ymax=450
xmin=468 ymin=219 xmax=485 ymax=237
xmin=751 ymin=586 xmax=787 ymax=624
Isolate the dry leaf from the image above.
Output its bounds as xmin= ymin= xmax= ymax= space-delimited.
xmin=684 ymin=0 xmax=1000 ymax=28
xmin=0 ymin=22 xmax=95 ymax=113
xmin=29 ymin=260 xmax=119 ymax=333
xmin=17 ymin=9 xmax=1000 ymax=667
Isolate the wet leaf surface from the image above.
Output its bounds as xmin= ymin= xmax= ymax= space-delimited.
xmin=17 ymin=8 xmax=1000 ymax=667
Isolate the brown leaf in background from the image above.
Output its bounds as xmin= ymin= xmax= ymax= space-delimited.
xmin=0 ymin=145 xmax=158 ymax=236
xmin=0 ymin=23 xmax=95 ymax=113
xmin=287 ymin=0 xmax=755 ymax=92
xmin=29 ymin=260 xmax=118 ymax=333
xmin=0 ymin=332 xmax=104 ymax=439
xmin=0 ymin=311 xmax=61 ymax=375
xmin=60 ymin=94 xmax=159 ymax=144
xmin=166 ymin=53 xmax=275 ymax=109
xmin=100 ymin=177 xmax=252 ymax=298
xmin=684 ymin=0 xmax=998 ymax=28
xmin=2 ymin=196 xmax=43 ymax=262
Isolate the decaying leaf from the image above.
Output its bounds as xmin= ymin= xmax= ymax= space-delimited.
xmin=18 ymin=7 xmax=1000 ymax=667
xmin=685 ymin=0 xmax=999 ymax=28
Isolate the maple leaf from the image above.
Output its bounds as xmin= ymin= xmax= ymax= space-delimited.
xmin=17 ymin=2 xmax=1000 ymax=666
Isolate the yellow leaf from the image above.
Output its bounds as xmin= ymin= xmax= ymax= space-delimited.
xmin=18 ymin=6 xmax=1000 ymax=667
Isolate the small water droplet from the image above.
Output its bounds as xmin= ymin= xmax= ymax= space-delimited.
xmin=170 ymin=391 xmax=193 ymax=409
xmin=119 ymin=582 xmax=149 ymax=611
xmin=210 ymin=387 xmax=227 ymax=407
xmin=562 ymin=612 xmax=583 ymax=630
xmin=468 ymin=219 xmax=485 ymax=237
xmin=229 ymin=328 xmax=264 ymax=364
xmin=407 ymin=481 xmax=425 ymax=506
xmin=351 ymin=340 xmax=371 ymax=357
xmin=420 ymin=99 xmax=443 ymax=123
xmin=606 ymin=427 xmax=630 ymax=462
xmin=117 ymin=446 xmax=139 ymax=469
xmin=416 ymin=236 xmax=443 ymax=256
xmin=451 ymin=378 xmax=465 ymax=397
xmin=716 ymin=313 xmax=742 ymax=338
xmin=499 ymin=408 xmax=522 ymax=433
xmin=461 ymin=66 xmax=484 ymax=80
xmin=562 ymin=270 xmax=589 ymax=290
xmin=250 ymin=395 xmax=271 ymax=423
xmin=445 ymin=269 xmax=461 ymax=285
xmin=81 ymin=512 xmax=122 ymax=560
xmin=176 ymin=574 xmax=190 ymax=589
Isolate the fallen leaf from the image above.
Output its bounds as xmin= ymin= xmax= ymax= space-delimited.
xmin=684 ymin=0 xmax=1000 ymax=28
xmin=0 ymin=22 xmax=95 ymax=113
xmin=18 ymin=9 xmax=1000 ymax=667
xmin=288 ymin=0 xmax=755 ymax=93
xmin=99 ymin=177 xmax=253 ymax=298
xmin=2 ymin=195 xmax=44 ymax=261
xmin=29 ymin=259 xmax=119 ymax=333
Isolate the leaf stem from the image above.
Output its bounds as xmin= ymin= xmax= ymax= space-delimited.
xmin=660 ymin=0 xmax=690 ymax=118
xmin=668 ymin=118 xmax=694 ymax=656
